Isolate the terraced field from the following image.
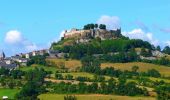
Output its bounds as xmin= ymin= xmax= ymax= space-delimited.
xmin=101 ymin=62 xmax=170 ymax=76
xmin=46 ymin=58 xmax=170 ymax=76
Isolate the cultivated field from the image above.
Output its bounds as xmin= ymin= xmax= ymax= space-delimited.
xmin=46 ymin=58 xmax=81 ymax=70
xmin=38 ymin=94 xmax=155 ymax=100
xmin=101 ymin=62 xmax=170 ymax=76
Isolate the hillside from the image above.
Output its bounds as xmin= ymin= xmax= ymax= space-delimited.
xmin=50 ymin=24 xmax=170 ymax=69
xmin=46 ymin=58 xmax=170 ymax=77
xmin=2 ymin=24 xmax=170 ymax=100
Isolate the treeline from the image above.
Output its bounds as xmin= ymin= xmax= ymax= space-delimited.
xmin=57 ymin=39 xmax=152 ymax=60
xmin=48 ymin=78 xmax=148 ymax=96
xmin=83 ymin=23 xmax=106 ymax=30
xmin=142 ymin=57 xmax=170 ymax=66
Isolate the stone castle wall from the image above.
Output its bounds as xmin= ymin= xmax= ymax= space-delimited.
xmin=64 ymin=28 xmax=121 ymax=40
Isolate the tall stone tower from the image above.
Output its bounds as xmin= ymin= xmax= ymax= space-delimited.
xmin=0 ymin=51 xmax=5 ymax=60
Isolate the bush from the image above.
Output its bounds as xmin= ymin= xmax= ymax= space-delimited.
xmin=64 ymin=95 xmax=77 ymax=100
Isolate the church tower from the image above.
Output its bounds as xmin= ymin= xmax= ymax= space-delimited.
xmin=0 ymin=51 xmax=5 ymax=60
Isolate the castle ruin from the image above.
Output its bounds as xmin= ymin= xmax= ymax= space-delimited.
xmin=63 ymin=28 xmax=121 ymax=41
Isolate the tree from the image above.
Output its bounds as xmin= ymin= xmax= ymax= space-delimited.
xmin=156 ymin=46 xmax=161 ymax=51
xmin=0 ymin=68 xmax=9 ymax=76
xmin=156 ymin=85 xmax=170 ymax=100
xmin=163 ymin=46 xmax=170 ymax=54
xmin=55 ymin=73 xmax=63 ymax=80
xmin=65 ymin=74 xmax=73 ymax=80
xmin=118 ymin=75 xmax=127 ymax=85
xmin=125 ymin=82 xmax=143 ymax=96
xmin=10 ymin=70 xmax=24 ymax=79
xmin=15 ymin=81 xmax=46 ymax=100
xmin=99 ymin=24 xmax=106 ymax=29
xmin=100 ymin=82 xmax=109 ymax=94
xmin=8 ymin=79 xmax=15 ymax=89
xmin=94 ymin=24 xmax=98 ymax=29
xmin=15 ymin=68 xmax=47 ymax=99
xmin=141 ymin=47 xmax=152 ymax=57
xmin=27 ymin=55 xmax=47 ymax=66
xmin=131 ymin=66 xmax=139 ymax=73
xmin=147 ymin=69 xmax=161 ymax=78
xmin=81 ymin=56 xmax=101 ymax=73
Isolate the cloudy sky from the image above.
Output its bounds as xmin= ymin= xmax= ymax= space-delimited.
xmin=0 ymin=0 xmax=170 ymax=56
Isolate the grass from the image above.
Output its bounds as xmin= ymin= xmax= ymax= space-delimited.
xmin=38 ymin=94 xmax=155 ymax=100
xmin=101 ymin=62 xmax=170 ymax=76
xmin=61 ymin=72 xmax=111 ymax=80
xmin=20 ymin=65 xmax=57 ymax=72
xmin=149 ymin=77 xmax=170 ymax=83
xmin=19 ymin=65 xmax=59 ymax=77
xmin=0 ymin=88 xmax=19 ymax=99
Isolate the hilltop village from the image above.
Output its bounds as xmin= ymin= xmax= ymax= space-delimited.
xmin=0 ymin=49 xmax=48 ymax=69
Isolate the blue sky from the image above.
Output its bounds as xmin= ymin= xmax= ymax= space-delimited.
xmin=0 ymin=0 xmax=170 ymax=56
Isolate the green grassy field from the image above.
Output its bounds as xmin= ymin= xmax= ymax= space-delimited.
xmin=61 ymin=72 xmax=95 ymax=79
xmin=0 ymin=88 xmax=19 ymax=99
xmin=38 ymin=94 xmax=155 ymax=100
xmin=19 ymin=65 xmax=59 ymax=77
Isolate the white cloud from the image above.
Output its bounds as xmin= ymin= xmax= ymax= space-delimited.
xmin=52 ymin=30 xmax=70 ymax=43
xmin=5 ymin=30 xmax=23 ymax=44
xmin=97 ymin=15 xmax=120 ymax=30
xmin=59 ymin=30 xmax=66 ymax=39
xmin=165 ymin=41 xmax=170 ymax=46
xmin=122 ymin=29 xmax=159 ymax=46
xmin=4 ymin=30 xmax=45 ymax=55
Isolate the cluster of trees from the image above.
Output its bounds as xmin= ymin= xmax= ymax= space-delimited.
xmin=0 ymin=68 xmax=25 ymax=89
xmin=156 ymin=85 xmax=170 ymax=100
xmin=162 ymin=46 xmax=170 ymax=54
xmin=27 ymin=54 xmax=49 ymax=66
xmin=100 ymin=50 xmax=139 ymax=63
xmin=83 ymin=23 xmax=106 ymax=30
xmin=142 ymin=57 xmax=170 ymax=66
xmin=81 ymin=56 xmax=161 ymax=78
xmin=48 ymin=77 xmax=148 ymax=96
xmin=58 ymin=39 xmax=152 ymax=60
xmin=55 ymin=73 xmax=73 ymax=80
xmin=15 ymin=68 xmax=49 ymax=99
xmin=140 ymin=47 xmax=152 ymax=57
